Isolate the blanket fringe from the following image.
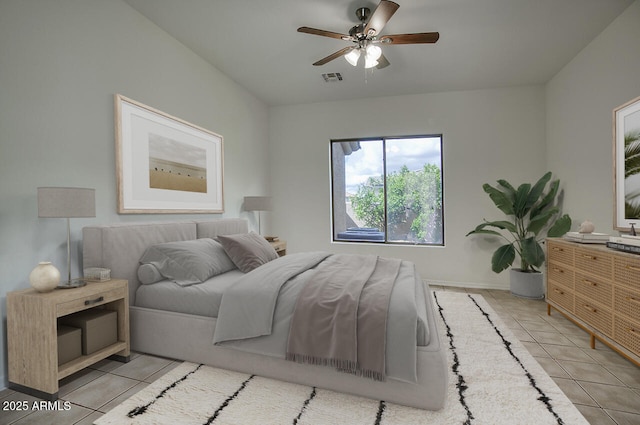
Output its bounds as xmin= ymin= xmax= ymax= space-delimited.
xmin=286 ymin=353 xmax=386 ymax=382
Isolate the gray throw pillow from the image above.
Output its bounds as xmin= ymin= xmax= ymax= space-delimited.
xmin=217 ymin=232 xmax=279 ymax=273
xmin=138 ymin=238 xmax=236 ymax=286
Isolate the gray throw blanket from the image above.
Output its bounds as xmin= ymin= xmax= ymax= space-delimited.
xmin=286 ymin=255 xmax=400 ymax=381
xmin=213 ymin=252 xmax=422 ymax=383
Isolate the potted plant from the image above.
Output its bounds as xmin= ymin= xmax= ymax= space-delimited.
xmin=466 ymin=172 xmax=572 ymax=299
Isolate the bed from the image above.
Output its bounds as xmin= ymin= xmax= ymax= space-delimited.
xmin=82 ymin=219 xmax=448 ymax=410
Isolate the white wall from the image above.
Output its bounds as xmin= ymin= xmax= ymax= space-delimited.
xmin=269 ymin=86 xmax=547 ymax=288
xmin=0 ymin=0 xmax=269 ymax=388
xmin=546 ymin=0 xmax=640 ymax=234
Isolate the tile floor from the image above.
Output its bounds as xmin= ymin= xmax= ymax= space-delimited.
xmin=1 ymin=287 xmax=639 ymax=424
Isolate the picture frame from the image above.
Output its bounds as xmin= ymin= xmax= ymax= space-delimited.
xmin=115 ymin=94 xmax=224 ymax=214
xmin=614 ymin=95 xmax=640 ymax=231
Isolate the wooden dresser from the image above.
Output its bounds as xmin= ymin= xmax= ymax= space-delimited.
xmin=546 ymin=238 xmax=640 ymax=365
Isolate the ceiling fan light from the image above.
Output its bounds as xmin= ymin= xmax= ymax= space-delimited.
xmin=344 ymin=49 xmax=361 ymax=66
xmin=365 ymin=44 xmax=382 ymax=61
xmin=364 ymin=58 xmax=379 ymax=69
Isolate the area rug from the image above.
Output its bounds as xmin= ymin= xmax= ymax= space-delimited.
xmin=95 ymin=291 xmax=589 ymax=425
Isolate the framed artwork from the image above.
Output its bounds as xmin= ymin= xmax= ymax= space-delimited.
xmin=115 ymin=94 xmax=224 ymax=214
xmin=614 ymin=95 xmax=640 ymax=230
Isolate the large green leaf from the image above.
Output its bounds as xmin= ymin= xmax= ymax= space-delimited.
xmin=478 ymin=220 xmax=517 ymax=232
xmin=547 ymin=214 xmax=572 ymax=237
xmin=483 ymin=184 xmax=514 ymax=215
xmin=466 ymin=220 xmax=517 ymax=236
xmin=497 ymin=180 xmax=516 ymax=203
xmin=530 ymin=179 xmax=559 ymax=218
xmin=466 ymin=229 xmax=502 ymax=237
xmin=491 ymin=244 xmax=516 ymax=273
xmin=521 ymin=237 xmax=545 ymax=269
xmin=513 ymin=183 xmax=532 ymax=218
xmin=524 ymin=172 xmax=552 ymax=213
xmin=526 ymin=207 xmax=559 ymax=235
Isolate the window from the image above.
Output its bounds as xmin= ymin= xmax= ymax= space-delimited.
xmin=331 ymin=135 xmax=444 ymax=245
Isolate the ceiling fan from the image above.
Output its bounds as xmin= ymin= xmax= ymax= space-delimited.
xmin=297 ymin=0 xmax=439 ymax=70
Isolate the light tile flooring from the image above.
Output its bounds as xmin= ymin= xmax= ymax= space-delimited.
xmin=1 ymin=287 xmax=640 ymax=424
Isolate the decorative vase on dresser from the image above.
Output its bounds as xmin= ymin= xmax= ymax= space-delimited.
xmin=29 ymin=261 xmax=61 ymax=292
xmin=546 ymin=238 xmax=640 ymax=366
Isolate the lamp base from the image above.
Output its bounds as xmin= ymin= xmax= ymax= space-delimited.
xmin=57 ymin=278 xmax=88 ymax=289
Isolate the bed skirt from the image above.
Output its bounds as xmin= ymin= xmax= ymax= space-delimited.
xmin=130 ymin=305 xmax=448 ymax=411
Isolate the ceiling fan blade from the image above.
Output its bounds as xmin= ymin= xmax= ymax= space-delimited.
xmin=297 ymin=26 xmax=351 ymax=41
xmin=363 ymin=0 xmax=399 ymax=37
xmin=379 ymin=32 xmax=440 ymax=44
xmin=312 ymin=46 xmax=355 ymax=66
xmin=375 ymin=53 xmax=390 ymax=69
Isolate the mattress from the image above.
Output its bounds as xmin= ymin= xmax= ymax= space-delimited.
xmin=135 ymin=261 xmax=429 ymax=347
xmin=135 ymin=269 xmax=245 ymax=317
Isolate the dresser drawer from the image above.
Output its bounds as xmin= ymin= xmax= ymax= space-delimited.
xmin=575 ymin=295 xmax=612 ymax=336
xmin=547 ymin=240 xmax=574 ymax=266
xmin=614 ymin=285 xmax=640 ymax=322
xmin=614 ymin=257 xmax=640 ymax=291
xmin=547 ymin=281 xmax=574 ymax=312
xmin=614 ymin=315 xmax=640 ymax=356
xmin=56 ymin=287 xmax=125 ymax=317
xmin=575 ymin=272 xmax=612 ymax=307
xmin=575 ymin=247 xmax=612 ymax=280
xmin=548 ymin=263 xmax=574 ymax=289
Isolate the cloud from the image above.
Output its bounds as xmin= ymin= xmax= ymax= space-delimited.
xmin=343 ymin=137 xmax=441 ymax=192
xmin=148 ymin=133 xmax=206 ymax=168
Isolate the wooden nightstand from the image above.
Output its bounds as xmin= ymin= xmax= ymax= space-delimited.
xmin=270 ymin=240 xmax=287 ymax=256
xmin=7 ymin=279 xmax=130 ymax=400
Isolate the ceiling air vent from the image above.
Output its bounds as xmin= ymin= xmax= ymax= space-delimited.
xmin=322 ymin=73 xmax=343 ymax=83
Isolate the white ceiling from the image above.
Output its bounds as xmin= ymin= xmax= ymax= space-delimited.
xmin=123 ymin=0 xmax=634 ymax=106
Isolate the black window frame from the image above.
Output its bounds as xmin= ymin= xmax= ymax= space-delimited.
xmin=330 ymin=134 xmax=445 ymax=246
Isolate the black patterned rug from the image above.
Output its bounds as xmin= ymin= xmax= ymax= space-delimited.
xmin=95 ymin=292 xmax=589 ymax=425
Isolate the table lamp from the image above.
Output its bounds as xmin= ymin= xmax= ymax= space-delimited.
xmin=244 ymin=196 xmax=271 ymax=234
xmin=38 ymin=187 xmax=96 ymax=287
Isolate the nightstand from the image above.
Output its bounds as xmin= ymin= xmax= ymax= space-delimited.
xmin=7 ymin=279 xmax=130 ymax=400
xmin=270 ymin=240 xmax=287 ymax=256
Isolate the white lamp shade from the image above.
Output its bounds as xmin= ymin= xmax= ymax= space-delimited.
xmin=244 ymin=196 xmax=272 ymax=212
xmin=38 ymin=187 xmax=96 ymax=218
xmin=366 ymin=45 xmax=382 ymax=61
xmin=345 ymin=49 xmax=361 ymax=66
xmin=364 ymin=45 xmax=382 ymax=68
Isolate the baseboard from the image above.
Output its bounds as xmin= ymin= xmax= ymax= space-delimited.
xmin=425 ymin=279 xmax=509 ymax=291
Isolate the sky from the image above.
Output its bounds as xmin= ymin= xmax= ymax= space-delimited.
xmin=344 ymin=137 xmax=442 ymax=194
xmin=148 ymin=133 xmax=206 ymax=168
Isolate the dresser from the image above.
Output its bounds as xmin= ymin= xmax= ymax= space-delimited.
xmin=547 ymin=238 xmax=640 ymax=365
